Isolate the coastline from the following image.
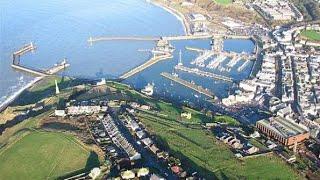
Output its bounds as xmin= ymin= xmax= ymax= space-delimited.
xmin=150 ymin=0 xmax=191 ymax=35
xmin=0 ymin=77 xmax=44 ymax=113
xmin=0 ymin=1 xmax=189 ymax=114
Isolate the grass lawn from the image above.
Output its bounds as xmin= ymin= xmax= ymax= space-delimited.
xmin=137 ymin=108 xmax=299 ymax=179
xmin=301 ymin=30 xmax=320 ymax=41
xmin=118 ymin=86 xmax=300 ymax=179
xmin=0 ymin=131 xmax=100 ymax=180
xmin=215 ymin=0 xmax=233 ymax=5
xmin=213 ymin=115 xmax=240 ymax=126
xmin=87 ymin=82 xmax=300 ymax=179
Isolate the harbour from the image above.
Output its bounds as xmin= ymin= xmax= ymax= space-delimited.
xmin=0 ymin=0 xmax=255 ymax=109
xmin=11 ymin=43 xmax=70 ymax=77
xmin=174 ymin=64 xmax=234 ymax=83
xmin=0 ymin=42 xmax=71 ymax=113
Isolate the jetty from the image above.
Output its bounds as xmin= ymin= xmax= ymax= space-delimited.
xmin=88 ymin=36 xmax=161 ymax=43
xmin=11 ymin=64 xmax=48 ymax=76
xmin=206 ymin=55 xmax=227 ymax=69
xmin=213 ymin=37 xmax=224 ymax=52
xmin=12 ymin=42 xmax=36 ymax=64
xmin=119 ymin=53 xmax=172 ymax=79
xmin=2 ymin=43 xmax=70 ymax=113
xmin=88 ymin=33 xmax=250 ymax=44
xmin=88 ymin=35 xmax=211 ymax=43
xmin=237 ymin=60 xmax=251 ymax=72
xmin=175 ymin=65 xmax=233 ymax=83
xmin=161 ymin=72 xmax=214 ymax=99
xmin=185 ymin=46 xmax=205 ymax=53
xmin=227 ymin=56 xmax=241 ymax=67
xmin=11 ymin=43 xmax=70 ymax=77
xmin=191 ymin=50 xmax=215 ymax=67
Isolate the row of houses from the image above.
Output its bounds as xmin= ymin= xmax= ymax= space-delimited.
xmin=222 ymin=50 xmax=278 ymax=106
xmin=222 ymin=23 xmax=320 ymax=145
xmin=101 ymin=114 xmax=141 ymax=161
xmin=273 ymin=24 xmax=320 ymax=122
xmin=122 ymin=107 xmax=192 ymax=178
xmin=55 ymin=100 xmax=108 ymax=116
xmin=252 ymin=0 xmax=303 ymax=21
xmin=216 ymin=130 xmax=260 ymax=157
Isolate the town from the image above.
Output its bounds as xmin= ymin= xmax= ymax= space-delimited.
xmin=1 ymin=0 xmax=320 ymax=179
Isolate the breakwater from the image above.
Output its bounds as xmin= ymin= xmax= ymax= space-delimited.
xmin=161 ymin=72 xmax=214 ymax=98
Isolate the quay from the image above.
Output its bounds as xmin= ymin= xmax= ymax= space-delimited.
xmin=119 ymin=53 xmax=172 ymax=79
xmin=185 ymin=46 xmax=205 ymax=53
xmin=11 ymin=64 xmax=48 ymax=76
xmin=45 ymin=59 xmax=70 ymax=75
xmin=88 ymin=34 xmax=251 ymax=44
xmin=11 ymin=43 xmax=70 ymax=77
xmin=175 ymin=65 xmax=234 ymax=83
xmin=2 ymin=44 xmax=70 ymax=113
xmin=162 ymin=35 xmax=212 ymax=41
xmin=161 ymin=72 xmax=214 ymax=99
xmin=213 ymin=37 xmax=224 ymax=52
xmin=186 ymin=46 xmax=256 ymax=60
xmin=237 ymin=60 xmax=252 ymax=72
xmin=88 ymin=36 xmax=161 ymax=43
xmin=11 ymin=60 xmax=70 ymax=77
xmin=13 ymin=42 xmax=36 ymax=56
xmin=12 ymin=42 xmax=36 ymax=64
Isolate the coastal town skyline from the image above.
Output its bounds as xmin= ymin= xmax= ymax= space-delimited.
xmin=0 ymin=0 xmax=320 ymax=179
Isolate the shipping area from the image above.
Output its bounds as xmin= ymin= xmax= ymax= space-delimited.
xmin=89 ymin=33 xmax=258 ymax=89
xmin=2 ymin=0 xmax=320 ymax=179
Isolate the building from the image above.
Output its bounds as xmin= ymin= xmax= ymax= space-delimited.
xmin=54 ymin=110 xmax=66 ymax=117
xmin=253 ymin=0 xmax=303 ymax=21
xmin=181 ymin=112 xmax=192 ymax=119
xmin=67 ymin=106 xmax=103 ymax=115
xmin=256 ymin=117 xmax=310 ymax=146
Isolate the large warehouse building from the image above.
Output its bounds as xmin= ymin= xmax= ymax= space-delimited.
xmin=256 ymin=117 xmax=310 ymax=146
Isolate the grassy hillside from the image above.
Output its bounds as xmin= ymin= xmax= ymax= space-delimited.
xmin=301 ymin=29 xmax=320 ymax=41
xmin=215 ymin=0 xmax=232 ymax=5
xmin=107 ymin=82 xmax=301 ymax=179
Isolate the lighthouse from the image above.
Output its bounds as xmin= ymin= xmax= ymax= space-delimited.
xmin=55 ymin=80 xmax=60 ymax=95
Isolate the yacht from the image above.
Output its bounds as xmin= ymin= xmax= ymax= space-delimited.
xmin=141 ymin=83 xmax=154 ymax=96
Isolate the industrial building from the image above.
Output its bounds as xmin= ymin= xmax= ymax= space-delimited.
xmin=256 ymin=117 xmax=310 ymax=146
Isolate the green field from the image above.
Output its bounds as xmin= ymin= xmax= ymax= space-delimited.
xmin=215 ymin=0 xmax=233 ymax=5
xmin=107 ymin=84 xmax=300 ymax=179
xmin=136 ymin=103 xmax=299 ymax=179
xmin=301 ymin=30 xmax=320 ymax=41
xmin=214 ymin=115 xmax=240 ymax=126
xmin=0 ymin=131 xmax=100 ymax=180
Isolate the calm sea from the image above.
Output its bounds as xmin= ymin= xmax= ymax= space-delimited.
xmin=0 ymin=0 xmax=254 ymax=105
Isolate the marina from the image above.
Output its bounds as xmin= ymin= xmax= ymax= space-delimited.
xmin=206 ymin=55 xmax=228 ymax=69
xmin=190 ymin=50 xmax=215 ymax=67
xmin=2 ymin=0 xmax=318 ymax=178
xmin=227 ymin=56 xmax=242 ymax=67
xmin=237 ymin=60 xmax=252 ymax=72
xmin=174 ymin=64 xmax=234 ymax=83
xmin=0 ymin=0 xmax=255 ymax=108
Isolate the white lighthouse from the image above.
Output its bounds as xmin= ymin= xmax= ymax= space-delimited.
xmin=55 ymin=80 xmax=60 ymax=95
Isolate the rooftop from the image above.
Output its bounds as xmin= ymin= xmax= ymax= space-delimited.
xmin=257 ymin=117 xmax=308 ymax=138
